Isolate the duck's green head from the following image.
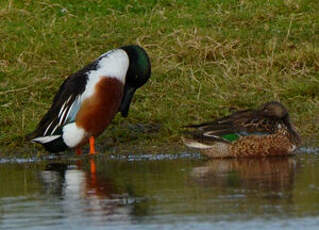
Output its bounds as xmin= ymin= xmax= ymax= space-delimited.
xmin=119 ymin=45 xmax=151 ymax=117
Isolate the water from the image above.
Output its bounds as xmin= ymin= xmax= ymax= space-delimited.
xmin=1 ymin=150 xmax=319 ymax=229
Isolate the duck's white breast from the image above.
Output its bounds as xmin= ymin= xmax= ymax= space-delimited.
xmin=80 ymin=49 xmax=129 ymax=103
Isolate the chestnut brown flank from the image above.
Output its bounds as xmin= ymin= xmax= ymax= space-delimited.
xmin=76 ymin=77 xmax=124 ymax=137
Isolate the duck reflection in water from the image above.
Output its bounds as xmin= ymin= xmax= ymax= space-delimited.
xmin=39 ymin=159 xmax=145 ymax=222
xmin=191 ymin=158 xmax=298 ymax=195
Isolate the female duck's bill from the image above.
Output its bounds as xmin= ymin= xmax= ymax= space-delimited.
xmin=27 ymin=45 xmax=151 ymax=155
xmin=183 ymin=101 xmax=301 ymax=158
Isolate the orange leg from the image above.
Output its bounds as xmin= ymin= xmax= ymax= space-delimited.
xmin=89 ymin=136 xmax=96 ymax=155
xmin=75 ymin=147 xmax=82 ymax=155
xmin=90 ymin=158 xmax=97 ymax=175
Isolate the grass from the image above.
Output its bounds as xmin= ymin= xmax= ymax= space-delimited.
xmin=0 ymin=0 xmax=319 ymax=156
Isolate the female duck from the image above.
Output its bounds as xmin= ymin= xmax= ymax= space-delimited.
xmin=183 ymin=101 xmax=301 ymax=158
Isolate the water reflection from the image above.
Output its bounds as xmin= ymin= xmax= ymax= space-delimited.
xmin=2 ymin=153 xmax=319 ymax=229
xmin=190 ymin=157 xmax=299 ymax=209
xmin=191 ymin=158 xmax=297 ymax=191
xmin=39 ymin=159 xmax=143 ymax=224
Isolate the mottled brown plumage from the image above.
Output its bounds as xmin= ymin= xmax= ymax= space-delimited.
xmin=183 ymin=101 xmax=301 ymax=158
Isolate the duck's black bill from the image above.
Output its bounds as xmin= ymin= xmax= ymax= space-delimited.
xmin=119 ymin=87 xmax=136 ymax=117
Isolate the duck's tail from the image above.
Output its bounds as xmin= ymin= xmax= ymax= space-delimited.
xmin=182 ymin=137 xmax=214 ymax=149
xmin=30 ymin=135 xmax=61 ymax=144
xmin=30 ymin=134 xmax=67 ymax=153
xmin=25 ymin=130 xmax=40 ymax=141
xmin=182 ymin=137 xmax=233 ymax=158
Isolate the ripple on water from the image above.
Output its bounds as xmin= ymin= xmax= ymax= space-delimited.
xmin=298 ymin=146 xmax=319 ymax=154
xmin=0 ymin=155 xmax=58 ymax=164
xmin=0 ymin=152 xmax=202 ymax=164
xmin=109 ymin=152 xmax=202 ymax=161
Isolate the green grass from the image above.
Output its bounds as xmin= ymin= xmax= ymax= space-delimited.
xmin=0 ymin=0 xmax=319 ymax=155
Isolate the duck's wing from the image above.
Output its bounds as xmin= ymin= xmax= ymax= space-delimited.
xmin=27 ymin=61 xmax=98 ymax=140
xmin=185 ymin=109 xmax=254 ymax=132
xmin=184 ymin=108 xmax=275 ymax=143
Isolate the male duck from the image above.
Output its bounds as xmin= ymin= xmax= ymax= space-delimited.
xmin=28 ymin=45 xmax=151 ymax=155
xmin=182 ymin=101 xmax=301 ymax=158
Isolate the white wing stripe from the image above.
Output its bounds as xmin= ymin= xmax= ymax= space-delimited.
xmin=203 ymin=132 xmax=220 ymax=138
xmin=46 ymin=107 xmax=69 ymax=136
xmin=58 ymin=101 xmax=67 ymax=118
xmin=64 ymin=101 xmax=74 ymax=123
xmin=59 ymin=106 xmax=69 ymax=126
xmin=50 ymin=98 xmax=78 ymax=135
xmin=43 ymin=120 xmax=54 ymax=136
xmin=58 ymin=95 xmax=72 ymax=118
xmin=31 ymin=135 xmax=61 ymax=144
xmin=50 ymin=124 xmax=59 ymax=136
